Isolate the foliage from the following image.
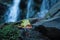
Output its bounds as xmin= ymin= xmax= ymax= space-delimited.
xmin=21 ymin=19 xmax=31 ymax=28
xmin=0 ymin=24 xmax=20 ymax=40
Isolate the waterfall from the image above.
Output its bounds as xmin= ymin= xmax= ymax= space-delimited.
xmin=26 ymin=0 xmax=33 ymax=19
xmin=5 ymin=0 xmax=21 ymax=22
xmin=4 ymin=0 xmax=59 ymax=23
xmin=37 ymin=0 xmax=58 ymax=18
xmin=37 ymin=0 xmax=49 ymax=18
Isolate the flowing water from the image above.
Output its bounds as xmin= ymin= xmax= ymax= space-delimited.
xmin=5 ymin=0 xmax=20 ymax=22
xmin=26 ymin=0 xmax=32 ymax=19
xmin=26 ymin=0 xmax=34 ymax=19
xmin=4 ymin=0 xmax=58 ymax=22
xmin=37 ymin=0 xmax=49 ymax=18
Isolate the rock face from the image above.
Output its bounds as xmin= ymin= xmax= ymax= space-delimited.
xmin=0 ymin=3 xmax=8 ymax=24
xmin=47 ymin=1 xmax=60 ymax=17
xmin=31 ymin=1 xmax=60 ymax=27
xmin=42 ymin=1 xmax=60 ymax=29
xmin=34 ymin=25 xmax=60 ymax=40
xmin=0 ymin=0 xmax=13 ymax=17
xmin=42 ymin=17 xmax=60 ymax=29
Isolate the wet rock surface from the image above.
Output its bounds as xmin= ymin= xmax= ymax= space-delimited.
xmin=33 ymin=25 xmax=60 ymax=40
xmin=19 ymin=28 xmax=49 ymax=40
xmin=18 ymin=25 xmax=60 ymax=40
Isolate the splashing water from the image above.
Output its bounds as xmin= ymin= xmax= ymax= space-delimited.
xmin=5 ymin=0 xmax=21 ymax=22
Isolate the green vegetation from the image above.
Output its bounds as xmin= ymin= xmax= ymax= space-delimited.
xmin=0 ymin=24 xmax=20 ymax=40
xmin=21 ymin=19 xmax=31 ymax=28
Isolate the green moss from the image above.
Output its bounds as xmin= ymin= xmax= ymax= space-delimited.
xmin=0 ymin=24 xmax=20 ymax=40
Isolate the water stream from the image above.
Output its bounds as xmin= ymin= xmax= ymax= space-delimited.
xmin=37 ymin=0 xmax=49 ymax=18
xmin=4 ymin=0 xmax=58 ymax=22
xmin=5 ymin=0 xmax=20 ymax=22
xmin=26 ymin=0 xmax=32 ymax=19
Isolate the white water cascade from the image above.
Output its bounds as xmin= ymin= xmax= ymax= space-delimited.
xmin=5 ymin=0 xmax=21 ymax=22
